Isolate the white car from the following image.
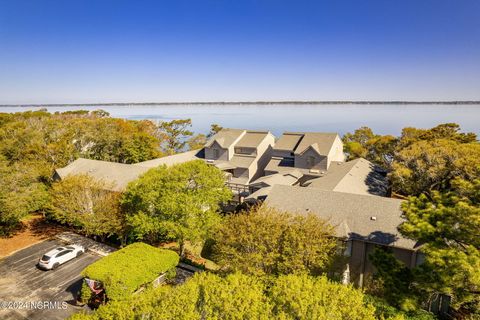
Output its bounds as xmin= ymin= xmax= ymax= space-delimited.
xmin=37 ymin=245 xmax=85 ymax=270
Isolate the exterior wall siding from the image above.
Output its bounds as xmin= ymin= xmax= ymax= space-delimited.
xmin=328 ymin=135 xmax=346 ymax=165
xmin=295 ymin=148 xmax=328 ymax=171
xmin=247 ymin=134 xmax=275 ymax=181
xmin=204 ymin=141 xmax=229 ymax=161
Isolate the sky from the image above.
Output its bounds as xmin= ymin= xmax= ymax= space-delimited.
xmin=0 ymin=0 xmax=479 ymax=104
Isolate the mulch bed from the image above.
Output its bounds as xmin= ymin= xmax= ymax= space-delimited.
xmin=0 ymin=215 xmax=68 ymax=258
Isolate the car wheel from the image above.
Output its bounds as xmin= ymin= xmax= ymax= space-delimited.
xmin=52 ymin=263 xmax=60 ymax=270
xmin=76 ymin=251 xmax=84 ymax=257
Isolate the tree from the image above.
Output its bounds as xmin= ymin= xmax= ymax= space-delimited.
xmin=399 ymin=179 xmax=480 ymax=314
xmin=207 ymin=123 xmax=223 ymax=138
xmin=342 ymin=126 xmax=397 ymax=169
xmin=70 ymin=272 xmax=376 ymax=320
xmin=156 ymin=119 xmax=194 ymax=154
xmin=270 ymin=273 xmax=376 ymax=320
xmin=49 ymin=174 xmax=125 ymax=242
xmin=121 ymin=160 xmax=231 ymax=256
xmin=187 ymin=133 xmax=207 ymax=150
xmin=398 ymin=123 xmax=476 ymax=149
xmin=369 ymin=248 xmax=418 ymax=311
xmin=390 ymin=140 xmax=480 ymax=196
xmin=0 ymin=159 xmax=49 ymax=235
xmin=0 ymin=110 xmax=163 ymax=235
xmin=212 ymin=205 xmax=337 ymax=276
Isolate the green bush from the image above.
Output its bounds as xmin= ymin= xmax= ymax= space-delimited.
xmin=82 ymin=242 xmax=179 ymax=300
xmin=70 ymin=273 xmax=377 ymax=320
xmin=365 ymin=295 xmax=437 ymax=320
xmin=79 ymin=281 xmax=93 ymax=305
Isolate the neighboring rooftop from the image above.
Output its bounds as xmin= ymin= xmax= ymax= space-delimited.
xmin=250 ymin=169 xmax=302 ymax=188
xmin=235 ymin=131 xmax=271 ymax=148
xmin=205 ymin=128 xmax=245 ymax=148
xmin=273 ymin=132 xmax=303 ymax=151
xmin=229 ymin=155 xmax=257 ymax=168
xmin=292 ymin=132 xmax=339 ymax=155
xmin=134 ymin=149 xmax=203 ymax=168
xmin=54 ymin=158 xmax=150 ymax=192
xmin=305 ymin=158 xmax=388 ymax=196
xmin=265 ymin=185 xmax=416 ymax=249
xmin=55 ymin=151 xmax=205 ymax=191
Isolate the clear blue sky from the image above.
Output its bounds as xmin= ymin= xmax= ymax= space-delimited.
xmin=1 ymin=0 xmax=479 ymax=104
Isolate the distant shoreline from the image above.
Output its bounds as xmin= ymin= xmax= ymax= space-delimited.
xmin=1 ymin=101 xmax=480 ymax=107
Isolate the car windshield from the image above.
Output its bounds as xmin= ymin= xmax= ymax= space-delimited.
xmin=41 ymin=255 xmax=50 ymax=261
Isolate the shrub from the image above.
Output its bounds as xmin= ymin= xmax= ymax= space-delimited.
xmin=81 ymin=242 xmax=179 ymax=300
xmin=70 ymin=272 xmax=376 ymax=320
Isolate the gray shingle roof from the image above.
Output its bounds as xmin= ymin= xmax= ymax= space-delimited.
xmin=134 ymin=149 xmax=202 ymax=168
xmin=55 ymin=150 xmax=205 ymax=192
xmin=273 ymin=132 xmax=339 ymax=155
xmin=274 ymin=133 xmax=303 ymax=151
xmin=205 ymin=128 xmax=245 ymax=148
xmin=229 ymin=155 xmax=256 ymax=168
xmin=235 ymin=131 xmax=271 ymax=148
xmin=306 ymin=158 xmax=388 ymax=196
xmin=250 ymin=169 xmax=302 ymax=187
xmin=55 ymin=158 xmax=150 ymax=192
xmin=293 ymin=132 xmax=339 ymax=156
xmin=265 ymin=185 xmax=417 ymax=250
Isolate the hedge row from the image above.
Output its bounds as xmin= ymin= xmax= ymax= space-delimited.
xmin=82 ymin=242 xmax=179 ymax=300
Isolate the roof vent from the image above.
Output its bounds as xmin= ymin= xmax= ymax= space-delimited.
xmin=370 ymin=216 xmax=377 ymax=221
xmin=206 ymin=159 xmax=215 ymax=163
xmin=309 ymin=169 xmax=320 ymax=174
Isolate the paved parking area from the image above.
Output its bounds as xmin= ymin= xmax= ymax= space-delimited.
xmin=0 ymin=239 xmax=100 ymax=320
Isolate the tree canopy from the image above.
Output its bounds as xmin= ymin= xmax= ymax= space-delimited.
xmin=156 ymin=119 xmax=194 ymax=154
xmin=121 ymin=160 xmax=232 ymax=256
xmin=0 ymin=157 xmax=49 ymax=235
xmin=49 ymin=174 xmax=125 ymax=242
xmin=0 ymin=110 xmax=164 ymax=235
xmin=212 ymin=205 xmax=337 ymax=276
xmin=70 ymin=272 xmax=376 ymax=320
xmin=343 ymin=123 xmax=479 ymax=196
xmin=399 ymin=178 xmax=480 ymax=313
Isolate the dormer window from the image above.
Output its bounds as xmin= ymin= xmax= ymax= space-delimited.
xmin=235 ymin=147 xmax=253 ymax=155
xmin=213 ymin=148 xmax=220 ymax=158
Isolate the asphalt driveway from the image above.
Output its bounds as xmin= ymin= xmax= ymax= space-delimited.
xmin=0 ymin=239 xmax=100 ymax=320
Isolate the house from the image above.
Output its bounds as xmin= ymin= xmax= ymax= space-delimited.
xmin=304 ymin=158 xmax=388 ymax=196
xmin=204 ymin=128 xmax=275 ymax=185
xmin=265 ymin=132 xmax=345 ymax=178
xmin=54 ymin=127 xmax=276 ymax=192
xmin=264 ymin=184 xmax=421 ymax=287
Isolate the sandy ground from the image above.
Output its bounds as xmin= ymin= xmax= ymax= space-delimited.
xmin=0 ymin=215 xmax=67 ymax=258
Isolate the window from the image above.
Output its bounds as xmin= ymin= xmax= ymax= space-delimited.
xmin=306 ymin=156 xmax=316 ymax=167
xmin=56 ymin=250 xmax=72 ymax=257
xmin=235 ymin=147 xmax=253 ymax=155
xmin=344 ymin=241 xmax=352 ymax=257
xmin=213 ymin=148 xmax=220 ymax=158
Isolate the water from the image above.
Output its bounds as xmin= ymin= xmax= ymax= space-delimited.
xmin=1 ymin=104 xmax=479 ymax=136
